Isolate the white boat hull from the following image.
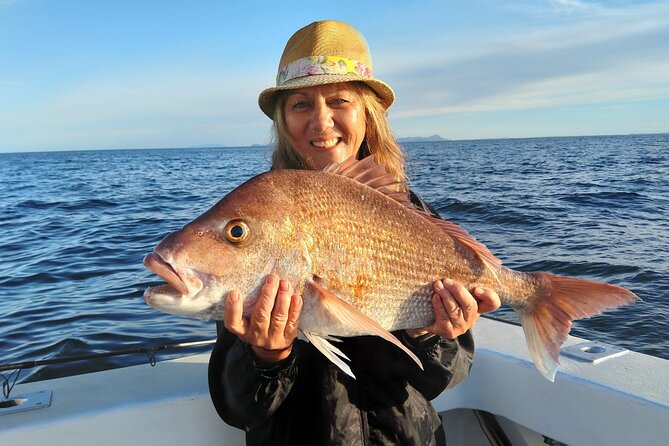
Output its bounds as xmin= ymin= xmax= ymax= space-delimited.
xmin=1 ymin=318 xmax=667 ymax=445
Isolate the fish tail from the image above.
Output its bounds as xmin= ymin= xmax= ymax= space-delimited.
xmin=515 ymin=272 xmax=638 ymax=382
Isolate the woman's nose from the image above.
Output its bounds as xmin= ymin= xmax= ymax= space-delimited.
xmin=310 ymin=101 xmax=334 ymax=133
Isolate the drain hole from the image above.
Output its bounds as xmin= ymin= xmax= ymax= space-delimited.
xmin=0 ymin=398 xmax=26 ymax=408
xmin=581 ymin=346 xmax=606 ymax=354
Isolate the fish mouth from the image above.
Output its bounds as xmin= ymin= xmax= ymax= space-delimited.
xmin=143 ymin=252 xmax=203 ymax=297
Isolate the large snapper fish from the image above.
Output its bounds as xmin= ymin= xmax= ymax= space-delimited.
xmin=143 ymin=156 xmax=637 ymax=381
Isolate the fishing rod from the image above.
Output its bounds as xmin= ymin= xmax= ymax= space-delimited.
xmin=1 ymin=338 xmax=216 ymax=399
xmin=0 ymin=338 xmax=216 ymax=372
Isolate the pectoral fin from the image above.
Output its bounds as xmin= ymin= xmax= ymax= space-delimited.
xmin=307 ymin=278 xmax=424 ymax=373
xmin=303 ymin=331 xmax=355 ymax=379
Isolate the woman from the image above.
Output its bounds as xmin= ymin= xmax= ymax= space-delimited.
xmin=209 ymin=20 xmax=501 ymax=445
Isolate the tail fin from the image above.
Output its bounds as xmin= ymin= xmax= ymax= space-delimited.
xmin=515 ymin=272 xmax=638 ymax=381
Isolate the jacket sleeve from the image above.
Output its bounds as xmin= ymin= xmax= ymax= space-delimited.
xmin=208 ymin=323 xmax=298 ymax=429
xmin=399 ymin=330 xmax=475 ymax=400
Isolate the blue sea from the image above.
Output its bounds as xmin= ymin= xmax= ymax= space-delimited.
xmin=1 ymin=134 xmax=668 ymax=383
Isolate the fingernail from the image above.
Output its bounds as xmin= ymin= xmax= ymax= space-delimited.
xmin=229 ymin=291 xmax=239 ymax=303
xmin=267 ymin=273 xmax=278 ymax=284
xmin=473 ymin=287 xmax=484 ymax=296
xmin=443 ymin=278 xmax=455 ymax=287
xmin=434 ymin=280 xmax=444 ymax=290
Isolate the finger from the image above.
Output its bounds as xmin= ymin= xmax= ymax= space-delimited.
xmin=284 ymin=294 xmax=303 ymax=339
xmin=430 ymin=293 xmax=455 ymax=338
xmin=473 ymin=287 xmax=502 ymax=314
xmin=268 ymin=279 xmax=293 ymax=338
xmin=431 ymin=289 xmax=449 ymax=321
xmin=435 ymin=280 xmax=463 ymax=327
xmin=224 ymin=290 xmax=248 ymax=337
xmin=443 ymin=278 xmax=477 ymax=322
xmin=252 ymin=272 xmax=280 ymax=330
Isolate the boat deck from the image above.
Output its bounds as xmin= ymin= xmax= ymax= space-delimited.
xmin=1 ymin=318 xmax=667 ymax=445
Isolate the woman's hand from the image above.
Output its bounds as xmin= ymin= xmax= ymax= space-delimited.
xmin=407 ymin=279 xmax=501 ymax=340
xmin=224 ymin=272 xmax=303 ymax=366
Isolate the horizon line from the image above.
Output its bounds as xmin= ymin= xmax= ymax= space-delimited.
xmin=1 ymin=131 xmax=667 ymax=155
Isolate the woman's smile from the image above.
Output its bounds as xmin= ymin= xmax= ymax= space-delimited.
xmin=283 ymin=83 xmax=366 ymax=169
xmin=311 ymin=137 xmax=341 ymax=149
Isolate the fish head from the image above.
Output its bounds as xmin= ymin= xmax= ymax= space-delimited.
xmin=143 ymin=171 xmax=307 ymax=320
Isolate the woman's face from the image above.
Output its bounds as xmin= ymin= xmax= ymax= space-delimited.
xmin=283 ymin=83 xmax=366 ymax=170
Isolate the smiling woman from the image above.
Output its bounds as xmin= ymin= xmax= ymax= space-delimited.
xmin=271 ymin=80 xmax=412 ymax=188
xmin=281 ymin=84 xmax=367 ymax=170
xmin=201 ymin=19 xmax=503 ymax=446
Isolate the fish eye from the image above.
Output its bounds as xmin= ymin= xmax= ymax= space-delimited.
xmin=224 ymin=220 xmax=249 ymax=244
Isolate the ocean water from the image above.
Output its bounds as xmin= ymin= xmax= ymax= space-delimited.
xmin=1 ymin=134 xmax=667 ymax=382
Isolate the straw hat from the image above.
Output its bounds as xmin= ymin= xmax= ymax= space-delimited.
xmin=258 ymin=20 xmax=395 ymax=119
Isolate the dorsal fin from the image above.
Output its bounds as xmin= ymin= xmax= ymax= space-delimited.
xmin=324 ymin=155 xmax=400 ymax=190
xmin=415 ymin=209 xmax=502 ymax=276
xmin=323 ymin=156 xmax=502 ymax=277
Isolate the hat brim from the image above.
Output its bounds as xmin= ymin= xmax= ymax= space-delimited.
xmin=258 ymin=74 xmax=395 ymax=119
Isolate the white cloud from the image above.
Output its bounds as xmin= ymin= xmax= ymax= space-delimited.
xmin=392 ymin=61 xmax=669 ymax=119
xmin=383 ymin=1 xmax=669 ymax=120
xmin=547 ymin=0 xmax=595 ymax=12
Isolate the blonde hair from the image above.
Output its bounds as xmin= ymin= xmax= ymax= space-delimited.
xmin=269 ymin=82 xmax=407 ymax=188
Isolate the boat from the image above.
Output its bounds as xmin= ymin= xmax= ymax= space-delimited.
xmin=1 ymin=317 xmax=667 ymax=445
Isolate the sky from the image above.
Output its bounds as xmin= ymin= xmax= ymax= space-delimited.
xmin=1 ymin=0 xmax=668 ymax=152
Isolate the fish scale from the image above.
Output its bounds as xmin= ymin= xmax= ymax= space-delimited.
xmin=304 ymin=198 xmax=435 ymax=325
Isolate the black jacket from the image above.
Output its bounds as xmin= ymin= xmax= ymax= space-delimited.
xmin=208 ymin=192 xmax=475 ymax=445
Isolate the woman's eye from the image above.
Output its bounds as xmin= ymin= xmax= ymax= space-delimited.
xmin=330 ymin=98 xmax=349 ymax=106
xmin=293 ymin=100 xmax=310 ymax=109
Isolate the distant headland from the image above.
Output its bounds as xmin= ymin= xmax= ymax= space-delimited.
xmin=189 ymin=137 xmax=452 ymax=149
xmin=396 ymin=134 xmax=449 ymax=143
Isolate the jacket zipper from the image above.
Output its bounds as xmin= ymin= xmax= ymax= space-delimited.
xmin=360 ymin=408 xmax=370 ymax=446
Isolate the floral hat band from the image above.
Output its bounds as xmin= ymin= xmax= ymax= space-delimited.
xmin=276 ymin=56 xmax=373 ymax=86
xmin=258 ymin=20 xmax=395 ymax=119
